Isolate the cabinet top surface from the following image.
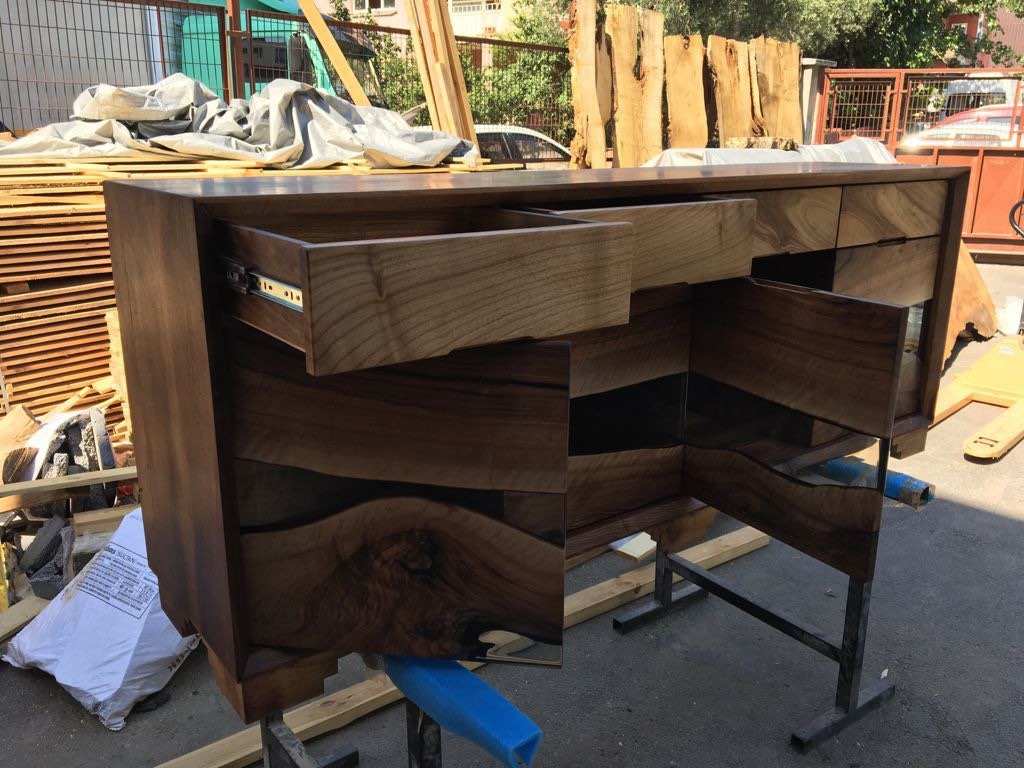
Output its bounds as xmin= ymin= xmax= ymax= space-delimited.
xmin=105 ymin=163 xmax=967 ymax=215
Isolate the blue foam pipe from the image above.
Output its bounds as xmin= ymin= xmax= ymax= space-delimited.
xmin=384 ymin=656 xmax=543 ymax=768
xmin=813 ymin=457 xmax=934 ymax=508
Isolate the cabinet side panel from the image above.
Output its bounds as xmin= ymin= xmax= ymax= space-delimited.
xmin=106 ymin=184 xmax=247 ymax=676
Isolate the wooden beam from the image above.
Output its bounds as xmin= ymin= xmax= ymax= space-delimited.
xmin=750 ymin=36 xmax=803 ymax=141
xmin=0 ymin=466 xmax=137 ymax=513
xmin=296 ymin=0 xmax=371 ymax=107
xmin=157 ymin=527 xmax=769 ymax=768
xmin=706 ymin=36 xmax=760 ymax=144
xmin=0 ymin=596 xmax=49 ymax=642
xmin=568 ymin=0 xmax=608 ymax=169
xmin=606 ymin=5 xmax=665 ymax=167
xmin=665 ymin=35 xmax=708 ymax=148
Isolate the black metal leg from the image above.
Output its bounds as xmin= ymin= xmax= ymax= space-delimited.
xmin=261 ymin=711 xmax=359 ymax=768
xmin=790 ymin=577 xmax=895 ymax=753
xmin=612 ymin=547 xmax=707 ymax=633
xmin=407 ymin=700 xmax=443 ymax=768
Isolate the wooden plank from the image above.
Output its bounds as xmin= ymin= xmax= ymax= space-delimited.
xmin=0 ymin=466 xmax=136 ymax=500
xmin=564 ymin=284 xmax=690 ymax=398
xmin=721 ymin=187 xmax=841 ymax=256
xmin=682 ymin=444 xmax=880 ymax=581
xmin=556 ymin=198 xmax=755 ymax=291
xmin=944 ymin=240 xmax=998 ymax=363
xmin=707 ymin=36 xmax=759 ymax=144
xmin=665 ymin=35 xmax=708 ymax=148
xmin=296 ymin=0 xmax=371 ymax=107
xmin=606 ymin=6 xmax=664 ymax=167
xmin=72 ymin=505 xmax=131 ymax=536
xmin=0 ymin=596 xmax=50 ymax=642
xmin=227 ymin=329 xmax=570 ymax=495
xmin=303 ymin=220 xmax=632 ymax=374
xmin=750 ymin=36 xmax=803 ymax=141
xmin=833 ymin=237 xmax=941 ymax=306
xmin=567 ymin=446 xmax=683 ymax=529
xmin=568 ymin=0 xmax=608 ymax=169
xmin=837 ymin=181 xmax=947 ymax=247
xmin=691 ymin=278 xmax=908 ymax=437
xmin=241 ymin=496 xmax=564 ymax=654
xmin=157 ymin=527 xmax=769 ymax=768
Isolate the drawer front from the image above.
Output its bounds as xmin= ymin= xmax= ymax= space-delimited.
xmin=833 ymin=236 xmax=940 ymax=306
xmin=720 ymin=187 xmax=842 ymax=256
xmin=553 ymin=198 xmax=755 ymax=290
xmin=837 ymin=181 xmax=947 ymax=247
xmin=567 ymin=446 xmax=683 ymax=530
xmin=690 ymin=278 xmax=908 ymax=438
xmin=226 ymin=325 xmax=570 ymax=495
xmin=306 ymin=221 xmax=632 ymax=375
xmin=220 ymin=213 xmax=634 ymax=376
xmin=565 ymin=284 xmax=690 ymax=398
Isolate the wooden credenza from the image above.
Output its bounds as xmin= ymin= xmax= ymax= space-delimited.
xmin=106 ymin=164 xmax=968 ymax=722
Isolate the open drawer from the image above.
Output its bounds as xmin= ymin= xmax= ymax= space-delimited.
xmin=533 ymin=198 xmax=756 ymax=290
xmin=216 ymin=207 xmax=634 ymax=375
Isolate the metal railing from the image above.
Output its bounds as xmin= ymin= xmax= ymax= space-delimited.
xmin=816 ymin=68 xmax=1024 ymax=151
xmin=1 ymin=0 xmax=571 ymax=145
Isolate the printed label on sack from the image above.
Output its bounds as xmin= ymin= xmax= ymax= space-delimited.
xmin=76 ymin=542 xmax=158 ymax=620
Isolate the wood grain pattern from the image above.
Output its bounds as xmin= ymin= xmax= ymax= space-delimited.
xmin=682 ymin=444 xmax=882 ymax=581
xmin=554 ymin=198 xmax=755 ymax=291
xmin=691 ymin=278 xmax=908 ymax=437
xmin=567 ymin=446 xmax=683 ymax=530
xmin=833 ymin=237 xmax=940 ymax=306
xmin=107 ymin=185 xmax=247 ymax=676
xmin=606 ymin=6 xmax=664 ymax=167
xmin=707 ymin=36 xmax=759 ymax=143
xmin=242 ymin=497 xmax=563 ymax=654
xmin=566 ymin=493 xmax=707 ymax=556
xmin=305 ymin=220 xmax=632 ymax=375
xmin=665 ymin=35 xmax=708 ymax=148
xmin=720 ymin=187 xmax=842 ymax=256
xmin=837 ymin=181 xmax=947 ymax=247
xmin=209 ymin=645 xmax=339 ymax=724
xmin=227 ymin=327 xmax=570 ymax=494
xmin=564 ymin=284 xmax=690 ymax=398
xmin=568 ymin=0 xmax=608 ymax=168
xmin=750 ymin=36 xmax=803 ymax=141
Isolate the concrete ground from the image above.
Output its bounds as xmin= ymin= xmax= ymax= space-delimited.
xmin=2 ymin=267 xmax=1023 ymax=768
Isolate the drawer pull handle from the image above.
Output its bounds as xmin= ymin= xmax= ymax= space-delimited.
xmin=220 ymin=257 xmax=303 ymax=311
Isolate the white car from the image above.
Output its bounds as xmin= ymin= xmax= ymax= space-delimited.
xmin=474 ymin=125 xmax=571 ymax=168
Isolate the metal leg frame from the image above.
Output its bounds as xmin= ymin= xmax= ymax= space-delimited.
xmin=260 ymin=702 xmax=444 ymax=768
xmin=260 ymin=712 xmax=359 ymax=768
xmin=614 ymin=443 xmax=896 ymax=751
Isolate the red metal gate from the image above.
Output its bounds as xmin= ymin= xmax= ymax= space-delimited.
xmin=816 ymin=67 xmax=1024 ymax=263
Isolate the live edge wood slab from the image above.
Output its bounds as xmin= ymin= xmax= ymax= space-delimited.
xmin=105 ymin=163 xmax=968 ymax=722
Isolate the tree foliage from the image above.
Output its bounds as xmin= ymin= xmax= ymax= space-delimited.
xmin=509 ymin=0 xmax=1024 ymax=67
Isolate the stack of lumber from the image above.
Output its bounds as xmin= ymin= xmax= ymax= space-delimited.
xmin=569 ymin=0 xmax=803 ymax=167
xmin=0 ymin=153 xmax=511 ymax=419
xmin=403 ymin=0 xmax=478 ymax=145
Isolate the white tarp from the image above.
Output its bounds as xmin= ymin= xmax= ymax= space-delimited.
xmin=3 ymin=507 xmax=199 ymax=730
xmin=0 ymin=73 xmax=474 ymax=169
xmin=644 ymin=137 xmax=897 ymax=167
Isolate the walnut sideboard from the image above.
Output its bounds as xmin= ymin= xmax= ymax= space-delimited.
xmin=106 ymin=164 xmax=968 ymax=722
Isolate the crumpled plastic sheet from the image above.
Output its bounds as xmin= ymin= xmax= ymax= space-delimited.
xmin=0 ymin=73 xmax=475 ymax=169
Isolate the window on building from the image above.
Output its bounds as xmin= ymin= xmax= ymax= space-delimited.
xmin=353 ymin=0 xmax=395 ymax=11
